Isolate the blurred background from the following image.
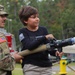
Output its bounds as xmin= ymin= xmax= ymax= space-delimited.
xmin=1 ymin=0 xmax=75 ymax=62
xmin=1 ymin=0 xmax=75 ymax=46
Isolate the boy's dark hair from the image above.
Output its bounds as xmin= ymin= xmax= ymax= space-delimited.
xmin=19 ymin=6 xmax=38 ymax=26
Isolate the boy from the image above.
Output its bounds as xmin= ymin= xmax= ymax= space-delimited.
xmin=19 ymin=6 xmax=63 ymax=75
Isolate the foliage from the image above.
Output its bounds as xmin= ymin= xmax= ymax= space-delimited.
xmin=0 ymin=0 xmax=75 ymax=48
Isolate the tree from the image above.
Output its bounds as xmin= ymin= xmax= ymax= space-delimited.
xmin=1 ymin=0 xmax=75 ymax=47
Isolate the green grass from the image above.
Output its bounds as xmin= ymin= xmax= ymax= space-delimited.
xmin=12 ymin=63 xmax=23 ymax=75
xmin=12 ymin=63 xmax=75 ymax=75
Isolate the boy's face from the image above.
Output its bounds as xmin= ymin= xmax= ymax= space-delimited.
xmin=24 ymin=14 xmax=40 ymax=28
xmin=0 ymin=15 xmax=7 ymax=28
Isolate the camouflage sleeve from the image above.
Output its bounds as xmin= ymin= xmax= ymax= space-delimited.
xmin=0 ymin=32 xmax=15 ymax=71
xmin=0 ymin=54 xmax=15 ymax=71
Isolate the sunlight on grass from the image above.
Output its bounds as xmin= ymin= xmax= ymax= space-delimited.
xmin=12 ymin=63 xmax=23 ymax=75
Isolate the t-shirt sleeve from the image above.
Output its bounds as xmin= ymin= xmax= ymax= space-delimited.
xmin=19 ymin=29 xmax=47 ymax=50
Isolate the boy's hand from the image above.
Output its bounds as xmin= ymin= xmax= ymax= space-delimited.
xmin=55 ymin=51 xmax=64 ymax=58
xmin=11 ymin=51 xmax=23 ymax=62
xmin=45 ymin=34 xmax=55 ymax=39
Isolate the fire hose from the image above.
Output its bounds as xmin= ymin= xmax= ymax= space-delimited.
xmin=18 ymin=37 xmax=75 ymax=56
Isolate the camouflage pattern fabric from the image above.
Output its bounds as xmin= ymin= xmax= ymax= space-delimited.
xmin=0 ymin=55 xmax=15 ymax=70
xmin=0 ymin=70 xmax=7 ymax=75
xmin=0 ymin=32 xmax=15 ymax=75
